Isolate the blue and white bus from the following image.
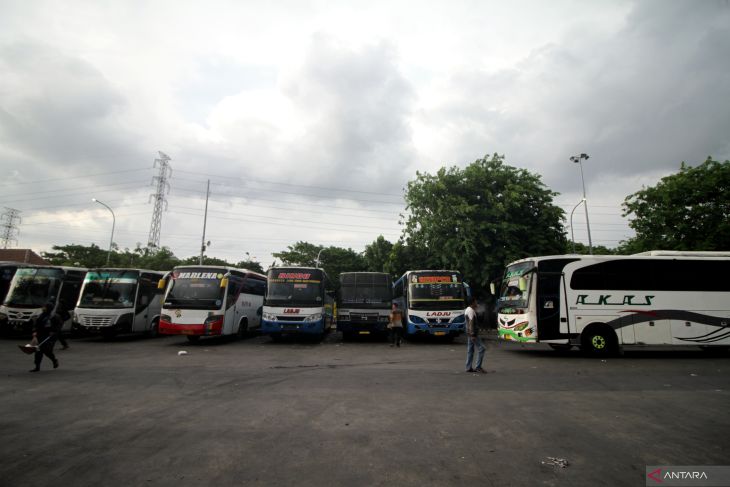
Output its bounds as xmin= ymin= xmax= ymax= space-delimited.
xmin=261 ymin=267 xmax=335 ymax=341
xmin=392 ymin=270 xmax=467 ymax=338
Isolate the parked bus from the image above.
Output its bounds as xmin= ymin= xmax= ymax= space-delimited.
xmin=0 ymin=264 xmax=86 ymax=335
xmin=159 ymin=266 xmax=266 ymax=342
xmin=337 ymin=272 xmax=392 ymax=339
xmin=74 ymin=269 xmax=165 ymax=338
xmin=392 ymin=270 xmax=467 ymax=338
xmin=492 ymin=251 xmax=730 ymax=354
xmin=261 ymin=267 xmax=335 ymax=340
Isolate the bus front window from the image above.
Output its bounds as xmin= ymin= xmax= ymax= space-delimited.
xmin=408 ymin=283 xmax=464 ymax=311
xmin=164 ymin=271 xmax=225 ymax=310
xmin=79 ymin=271 xmax=138 ymax=308
xmin=5 ymin=268 xmax=63 ymax=308
xmin=498 ymin=263 xmax=534 ymax=314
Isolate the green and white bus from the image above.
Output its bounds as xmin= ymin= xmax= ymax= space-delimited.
xmin=493 ymin=251 xmax=730 ymax=354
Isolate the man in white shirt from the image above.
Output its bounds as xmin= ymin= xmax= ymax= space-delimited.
xmin=464 ymin=297 xmax=486 ymax=373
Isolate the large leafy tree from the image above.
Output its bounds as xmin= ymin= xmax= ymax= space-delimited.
xmin=363 ymin=236 xmax=393 ymax=272
xmin=273 ymin=241 xmax=366 ymax=286
xmin=621 ymin=158 xmax=730 ymax=252
xmin=402 ymin=153 xmax=566 ymax=292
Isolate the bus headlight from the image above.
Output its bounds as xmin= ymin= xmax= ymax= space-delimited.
xmin=0 ymin=312 xmax=7 ymax=321
xmin=116 ymin=313 xmax=134 ymax=326
xmin=452 ymin=314 xmax=465 ymax=324
xmin=409 ymin=315 xmax=426 ymax=324
xmin=513 ymin=321 xmax=529 ymax=331
xmin=378 ymin=315 xmax=389 ymax=322
xmin=262 ymin=312 xmax=277 ymax=321
xmin=304 ymin=313 xmax=322 ymax=322
xmin=338 ymin=313 xmax=350 ymax=321
xmin=161 ymin=314 xmax=172 ymax=323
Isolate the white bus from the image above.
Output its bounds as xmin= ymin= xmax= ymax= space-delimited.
xmin=392 ymin=270 xmax=467 ymax=339
xmin=74 ymin=268 xmax=166 ymax=338
xmin=261 ymin=267 xmax=335 ymax=341
xmin=159 ymin=265 xmax=266 ymax=343
xmin=0 ymin=264 xmax=87 ymax=335
xmin=493 ymin=251 xmax=730 ymax=354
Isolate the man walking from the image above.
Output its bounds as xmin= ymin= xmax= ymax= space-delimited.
xmin=29 ymin=302 xmax=61 ymax=372
xmin=465 ymin=297 xmax=486 ymax=373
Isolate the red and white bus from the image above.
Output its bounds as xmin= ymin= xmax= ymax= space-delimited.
xmin=159 ymin=266 xmax=266 ymax=342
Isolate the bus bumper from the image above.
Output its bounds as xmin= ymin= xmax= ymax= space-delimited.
xmin=262 ymin=319 xmax=325 ymax=335
xmin=405 ymin=322 xmax=465 ymax=337
xmin=337 ymin=320 xmax=388 ymax=335
xmin=159 ymin=320 xmax=223 ymax=336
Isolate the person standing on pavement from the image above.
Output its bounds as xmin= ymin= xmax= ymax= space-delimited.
xmin=388 ymin=303 xmax=404 ymax=347
xmin=465 ymin=297 xmax=486 ymax=373
xmin=29 ymin=302 xmax=61 ymax=372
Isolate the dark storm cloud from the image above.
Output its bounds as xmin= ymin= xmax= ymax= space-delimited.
xmin=426 ymin=0 xmax=730 ymax=194
xmin=0 ymin=42 xmax=147 ymax=181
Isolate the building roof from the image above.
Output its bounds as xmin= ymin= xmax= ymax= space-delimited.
xmin=0 ymin=249 xmax=49 ymax=265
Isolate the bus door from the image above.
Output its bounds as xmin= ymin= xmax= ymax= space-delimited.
xmin=224 ymin=276 xmax=240 ymax=334
xmin=536 ymin=259 xmax=578 ymax=340
xmin=133 ymin=275 xmax=156 ymax=332
xmin=58 ymin=271 xmax=85 ymax=331
xmin=536 ymin=271 xmax=562 ymax=340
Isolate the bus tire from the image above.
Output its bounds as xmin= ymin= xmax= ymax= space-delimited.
xmin=186 ymin=335 xmax=200 ymax=343
xmin=237 ymin=319 xmax=249 ymax=339
xmin=148 ymin=319 xmax=159 ymax=338
xmin=581 ymin=325 xmax=618 ymax=356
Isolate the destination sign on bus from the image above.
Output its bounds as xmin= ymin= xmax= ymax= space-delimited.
xmin=278 ymin=273 xmax=312 ymax=280
xmin=417 ymin=275 xmax=459 ymax=284
xmin=175 ymin=272 xmax=222 ymax=280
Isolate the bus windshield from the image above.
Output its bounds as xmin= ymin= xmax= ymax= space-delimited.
xmin=4 ymin=267 xmax=64 ymax=308
xmin=164 ymin=268 xmax=225 ymax=310
xmin=340 ymin=273 xmax=391 ymax=309
xmin=498 ymin=262 xmax=534 ymax=313
xmin=408 ymin=272 xmax=464 ymax=311
xmin=79 ymin=270 xmax=139 ymax=309
xmin=266 ymin=269 xmax=323 ymax=307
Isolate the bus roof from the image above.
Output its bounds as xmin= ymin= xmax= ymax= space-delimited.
xmin=86 ymin=268 xmax=166 ymax=275
xmin=171 ymin=265 xmax=266 ymax=279
xmin=9 ymin=264 xmax=87 ymax=272
xmin=505 ymin=251 xmax=730 ymax=268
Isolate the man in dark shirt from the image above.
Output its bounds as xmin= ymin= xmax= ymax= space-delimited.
xmin=29 ymin=302 xmax=61 ymax=372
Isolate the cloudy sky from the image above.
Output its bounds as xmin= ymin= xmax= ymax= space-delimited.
xmin=1 ymin=0 xmax=728 ymax=267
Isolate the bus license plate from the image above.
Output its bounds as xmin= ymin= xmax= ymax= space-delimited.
xmin=358 ymin=331 xmax=370 ymax=335
xmin=434 ymin=331 xmax=446 ymax=336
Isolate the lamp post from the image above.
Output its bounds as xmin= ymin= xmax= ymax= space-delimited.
xmin=569 ymin=198 xmax=586 ymax=253
xmin=92 ymin=198 xmax=115 ymax=266
xmin=569 ymin=153 xmax=593 ymax=254
xmin=315 ymin=248 xmax=325 ymax=268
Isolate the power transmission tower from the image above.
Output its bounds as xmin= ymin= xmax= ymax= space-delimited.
xmin=147 ymin=151 xmax=172 ymax=249
xmin=1 ymin=207 xmax=21 ymax=249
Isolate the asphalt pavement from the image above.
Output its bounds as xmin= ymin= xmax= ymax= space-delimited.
xmin=0 ymin=331 xmax=728 ymax=487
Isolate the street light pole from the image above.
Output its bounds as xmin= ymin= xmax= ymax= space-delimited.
xmin=315 ymin=248 xmax=325 ymax=268
xmin=570 ymin=153 xmax=593 ymax=254
xmin=92 ymin=198 xmax=115 ymax=266
xmin=569 ymin=198 xmax=586 ymax=253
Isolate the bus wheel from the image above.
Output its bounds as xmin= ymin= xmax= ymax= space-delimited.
xmin=581 ymin=326 xmax=617 ymax=356
xmin=148 ymin=319 xmax=159 ymax=338
xmin=237 ymin=320 xmax=249 ymax=339
xmin=186 ymin=335 xmax=200 ymax=343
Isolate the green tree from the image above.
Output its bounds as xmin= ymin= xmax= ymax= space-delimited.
xmin=569 ymin=242 xmax=618 ymax=255
xmin=402 ymin=153 xmax=566 ymax=292
xmin=273 ymin=241 xmax=366 ymax=286
xmin=363 ymin=235 xmax=394 ymax=272
xmin=621 ymin=158 xmax=730 ymax=252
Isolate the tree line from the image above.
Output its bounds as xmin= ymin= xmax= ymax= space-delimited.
xmin=41 ymin=154 xmax=729 ymax=295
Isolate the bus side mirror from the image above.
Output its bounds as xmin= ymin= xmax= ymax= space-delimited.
xmin=489 ymin=283 xmax=496 ymax=295
xmin=220 ymin=277 xmax=229 ymax=288
xmin=518 ymin=277 xmax=527 ymax=292
xmin=157 ymin=279 xmax=166 ymax=290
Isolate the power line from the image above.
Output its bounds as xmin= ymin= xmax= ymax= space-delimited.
xmin=0 ymin=167 xmax=150 ymax=187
